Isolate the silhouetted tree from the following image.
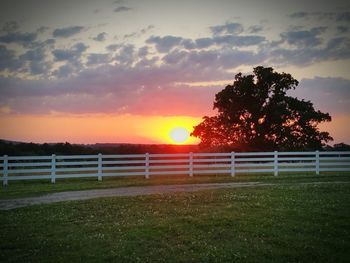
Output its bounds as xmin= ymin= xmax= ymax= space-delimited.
xmin=191 ymin=66 xmax=333 ymax=151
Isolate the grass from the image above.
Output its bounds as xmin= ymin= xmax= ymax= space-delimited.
xmin=0 ymin=172 xmax=349 ymax=199
xmin=0 ymin=181 xmax=349 ymax=262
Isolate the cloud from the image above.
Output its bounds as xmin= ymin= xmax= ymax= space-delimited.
xmin=2 ymin=21 xmax=20 ymax=32
xmin=106 ymin=44 xmax=121 ymax=52
xmin=52 ymin=64 xmax=75 ymax=78
xmin=181 ymin=39 xmax=196 ymax=50
xmin=93 ymin=32 xmax=107 ymax=42
xmin=19 ymin=47 xmax=51 ymax=75
xmin=337 ymin=25 xmax=349 ymax=33
xmin=138 ymin=46 xmax=148 ymax=57
xmin=0 ymin=45 xmax=23 ymax=71
xmin=213 ymin=35 xmax=265 ymax=46
xmin=114 ymin=44 xmax=135 ymax=66
xmin=0 ymin=52 xmax=232 ymax=116
xmin=337 ymin=11 xmax=350 ymax=22
xmin=114 ymin=6 xmax=132 ymax=12
xmin=289 ymin=11 xmax=350 ymax=22
xmin=53 ymin=26 xmax=84 ymax=38
xmin=146 ymin=35 xmax=183 ymax=53
xmin=248 ymin=25 xmax=264 ymax=33
xmin=195 ymin=38 xmax=214 ymax=49
xmin=0 ymin=31 xmax=37 ymax=46
xmin=86 ymin=53 xmax=110 ymax=65
xmin=268 ymin=35 xmax=350 ymax=66
xmin=210 ymin=22 xmax=244 ymax=35
xmin=280 ymin=27 xmax=327 ymax=47
xmin=289 ymin=12 xmax=308 ymax=19
xmin=123 ymin=25 xmax=154 ymax=39
xmin=52 ymin=42 xmax=88 ymax=61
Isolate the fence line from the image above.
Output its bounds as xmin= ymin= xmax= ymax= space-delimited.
xmin=0 ymin=151 xmax=349 ymax=186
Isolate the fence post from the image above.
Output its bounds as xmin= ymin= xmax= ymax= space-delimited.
xmin=98 ymin=153 xmax=103 ymax=181
xmin=274 ymin=151 xmax=278 ymax=176
xmin=315 ymin=150 xmax=320 ymax=175
xmin=145 ymin=153 xmax=150 ymax=179
xmin=51 ymin=154 xmax=56 ymax=184
xmin=3 ymin=155 xmax=8 ymax=186
xmin=189 ymin=152 xmax=193 ymax=177
xmin=231 ymin=152 xmax=235 ymax=177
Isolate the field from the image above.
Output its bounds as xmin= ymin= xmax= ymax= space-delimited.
xmin=0 ymin=174 xmax=349 ymax=262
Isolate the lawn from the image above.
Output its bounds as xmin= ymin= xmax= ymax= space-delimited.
xmin=0 ymin=172 xmax=349 ymax=199
xmin=0 ymin=178 xmax=349 ymax=262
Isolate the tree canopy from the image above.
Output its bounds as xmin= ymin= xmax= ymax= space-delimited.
xmin=191 ymin=66 xmax=333 ymax=151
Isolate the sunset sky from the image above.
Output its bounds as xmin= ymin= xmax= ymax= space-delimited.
xmin=0 ymin=0 xmax=349 ymax=145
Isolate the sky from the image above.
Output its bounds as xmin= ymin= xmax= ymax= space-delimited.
xmin=0 ymin=0 xmax=349 ymax=145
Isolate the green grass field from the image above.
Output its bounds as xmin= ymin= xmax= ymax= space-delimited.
xmin=0 ymin=173 xmax=349 ymax=262
xmin=1 ymin=172 xmax=349 ymax=199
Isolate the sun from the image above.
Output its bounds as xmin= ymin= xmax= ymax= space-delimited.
xmin=169 ymin=127 xmax=190 ymax=144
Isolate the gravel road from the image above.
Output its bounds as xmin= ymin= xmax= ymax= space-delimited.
xmin=0 ymin=181 xmax=348 ymax=210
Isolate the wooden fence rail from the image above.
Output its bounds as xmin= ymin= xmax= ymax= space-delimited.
xmin=0 ymin=151 xmax=349 ymax=186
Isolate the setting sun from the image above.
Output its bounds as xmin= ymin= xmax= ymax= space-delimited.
xmin=169 ymin=127 xmax=190 ymax=144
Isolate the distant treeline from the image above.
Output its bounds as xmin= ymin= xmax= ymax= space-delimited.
xmin=0 ymin=140 xmax=199 ymax=156
xmin=0 ymin=140 xmax=349 ymax=156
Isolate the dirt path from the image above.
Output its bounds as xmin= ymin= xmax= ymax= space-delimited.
xmin=0 ymin=181 xmax=348 ymax=210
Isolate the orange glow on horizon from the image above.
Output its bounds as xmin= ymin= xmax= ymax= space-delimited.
xmin=0 ymin=113 xmax=201 ymax=145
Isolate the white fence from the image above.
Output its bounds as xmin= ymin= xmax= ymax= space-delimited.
xmin=0 ymin=151 xmax=349 ymax=186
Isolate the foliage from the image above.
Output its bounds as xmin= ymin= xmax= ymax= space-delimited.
xmin=192 ymin=66 xmax=333 ymax=151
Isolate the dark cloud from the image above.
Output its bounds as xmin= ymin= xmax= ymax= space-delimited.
xmin=162 ymin=47 xmax=264 ymax=71
xmin=18 ymin=47 xmax=52 ymax=75
xmin=27 ymin=60 xmax=51 ymax=76
xmin=248 ymin=25 xmax=264 ymax=33
xmin=114 ymin=44 xmax=135 ymax=65
xmin=93 ymin=32 xmax=107 ymax=42
xmin=36 ymin=26 xmax=49 ymax=34
xmin=289 ymin=11 xmax=350 ymax=23
xmin=181 ymin=39 xmax=196 ymax=50
xmin=0 ymin=31 xmax=37 ymax=46
xmin=336 ymin=11 xmax=350 ymax=22
xmin=51 ymin=43 xmax=88 ymax=75
xmin=123 ymin=25 xmax=154 ymax=39
xmin=214 ymin=35 xmax=265 ymax=46
xmin=138 ymin=46 xmax=148 ymax=57
xmin=86 ymin=53 xmax=110 ymax=65
xmin=20 ymin=47 xmax=45 ymax=61
xmin=280 ymin=27 xmax=326 ymax=47
xmin=114 ymin=6 xmax=132 ymax=12
xmin=53 ymin=26 xmax=84 ymax=38
xmin=163 ymin=49 xmax=188 ymax=64
xmin=210 ymin=22 xmax=244 ymax=35
xmin=106 ymin=44 xmax=121 ymax=52
xmin=0 ymin=45 xmax=22 ymax=71
xmin=1 ymin=21 xmax=20 ymax=33
xmin=289 ymin=12 xmax=308 ymax=19
xmin=195 ymin=38 xmax=214 ymax=49
xmin=268 ymin=34 xmax=350 ymax=66
xmin=337 ymin=25 xmax=349 ymax=33
xmin=52 ymin=64 xmax=76 ymax=79
xmin=146 ymin=35 xmax=183 ymax=53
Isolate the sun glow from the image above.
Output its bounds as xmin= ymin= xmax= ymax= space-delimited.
xmin=169 ymin=127 xmax=190 ymax=144
xmin=0 ymin=114 xmax=201 ymax=144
